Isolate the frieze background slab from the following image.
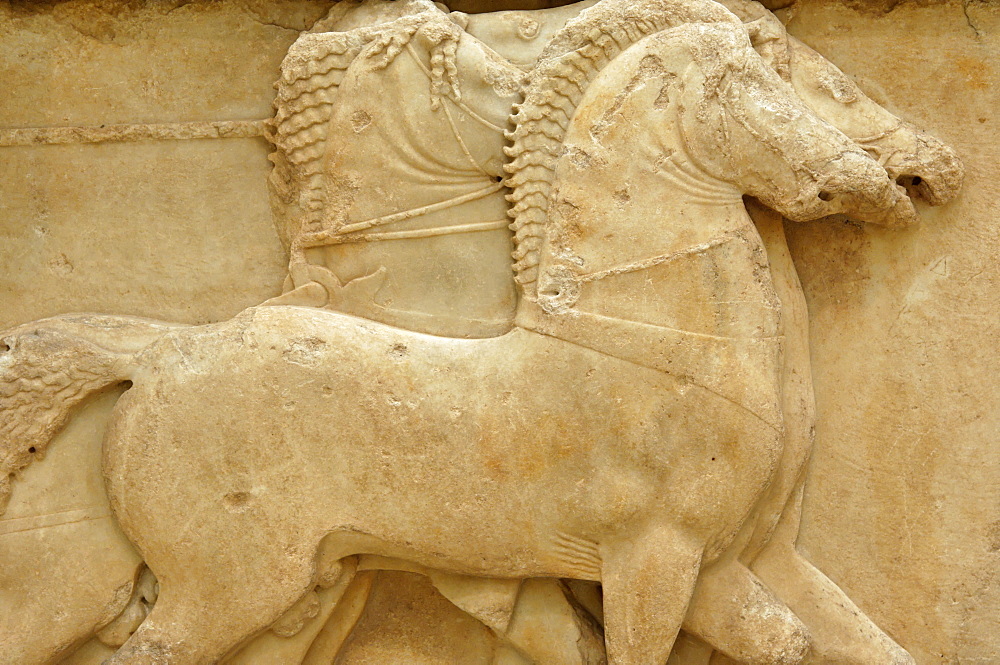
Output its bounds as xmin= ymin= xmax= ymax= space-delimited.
xmin=1 ymin=1 xmax=997 ymax=663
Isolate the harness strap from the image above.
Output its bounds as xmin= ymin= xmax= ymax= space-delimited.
xmin=296 ymin=180 xmax=504 ymax=249
xmin=325 ymin=219 xmax=509 ymax=244
xmin=516 ymin=301 xmax=783 ymax=429
xmin=577 ymin=233 xmax=737 ymax=283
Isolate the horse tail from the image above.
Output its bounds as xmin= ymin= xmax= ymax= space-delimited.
xmin=0 ymin=314 xmax=185 ymax=514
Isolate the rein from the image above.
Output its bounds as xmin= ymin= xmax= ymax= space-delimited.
xmin=294 ymin=180 xmax=505 ymax=250
xmin=576 ymin=233 xmax=737 ymax=284
xmin=515 ymin=301 xmax=783 ymax=429
xmin=323 ymin=219 xmax=509 ymax=244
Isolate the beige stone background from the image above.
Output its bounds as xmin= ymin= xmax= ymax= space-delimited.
xmin=0 ymin=1 xmax=997 ymax=663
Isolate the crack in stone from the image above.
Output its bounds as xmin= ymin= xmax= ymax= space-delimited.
xmin=962 ymin=0 xmax=983 ymax=38
xmin=252 ymin=18 xmax=307 ymax=31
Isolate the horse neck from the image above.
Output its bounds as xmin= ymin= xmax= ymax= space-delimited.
xmin=521 ymin=130 xmax=755 ymax=332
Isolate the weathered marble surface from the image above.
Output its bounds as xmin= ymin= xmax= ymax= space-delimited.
xmin=0 ymin=1 xmax=996 ymax=663
xmin=781 ymin=4 xmax=1000 ymax=663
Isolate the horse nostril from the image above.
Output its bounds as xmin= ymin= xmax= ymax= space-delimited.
xmin=895 ymin=175 xmax=926 ymax=198
xmin=818 ymin=191 xmax=834 ymax=202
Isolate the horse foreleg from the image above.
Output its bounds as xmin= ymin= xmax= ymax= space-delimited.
xmin=749 ymin=489 xmax=914 ymax=665
xmin=667 ymin=632 xmax=714 ymax=665
xmin=752 ymin=549 xmax=914 ymax=665
xmin=601 ymin=528 xmax=702 ymax=665
xmin=224 ymin=559 xmax=368 ymax=665
xmin=682 ymin=557 xmax=810 ymax=665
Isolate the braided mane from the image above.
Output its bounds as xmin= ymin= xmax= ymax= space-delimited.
xmin=504 ymin=0 xmax=741 ymax=298
xmin=269 ymin=3 xmax=463 ymax=248
xmin=269 ymin=31 xmax=363 ymax=247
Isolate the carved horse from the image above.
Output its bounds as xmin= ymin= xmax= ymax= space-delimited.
xmin=269 ymin=6 xmax=963 ymax=662
xmin=1 ymin=9 xmax=931 ymax=664
xmin=267 ymin=0 xmax=522 ymax=338
xmin=0 ymin=1 xmax=964 ymax=664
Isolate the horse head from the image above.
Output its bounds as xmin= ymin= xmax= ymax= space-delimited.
xmin=783 ymin=39 xmax=964 ymax=207
xmin=507 ymin=9 xmax=930 ymax=314
xmin=667 ymin=24 xmax=922 ymax=230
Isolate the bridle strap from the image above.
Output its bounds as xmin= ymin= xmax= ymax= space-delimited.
xmin=406 ymin=43 xmax=508 ymax=134
xmin=577 ymin=233 xmax=737 ymax=284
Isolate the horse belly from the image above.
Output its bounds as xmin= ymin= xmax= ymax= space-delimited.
xmin=286 ymin=366 xmax=630 ymax=578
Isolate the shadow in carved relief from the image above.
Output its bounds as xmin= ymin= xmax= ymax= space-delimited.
xmin=0 ymin=1 xmax=963 ymax=664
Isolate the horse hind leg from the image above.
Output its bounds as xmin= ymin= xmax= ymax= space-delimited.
xmin=493 ymin=578 xmax=605 ymax=665
xmin=301 ymin=568 xmax=377 ymax=664
xmin=224 ymin=558 xmax=372 ymax=665
xmin=105 ymin=553 xmax=321 ymax=664
xmin=601 ymin=526 xmax=703 ymax=665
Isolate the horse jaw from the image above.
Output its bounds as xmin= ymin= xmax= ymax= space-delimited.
xmin=797 ymin=150 xmax=920 ymax=229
